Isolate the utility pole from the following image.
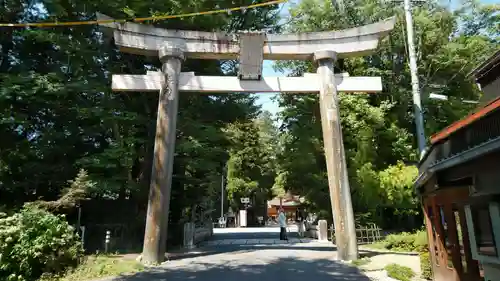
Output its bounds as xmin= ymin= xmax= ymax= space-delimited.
xmin=221 ymin=170 xmax=225 ymax=219
xmin=403 ymin=0 xmax=426 ymax=158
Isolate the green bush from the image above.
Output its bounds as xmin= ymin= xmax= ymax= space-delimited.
xmin=351 ymin=257 xmax=371 ymax=267
xmin=0 ymin=206 xmax=83 ymax=281
xmin=413 ymin=230 xmax=429 ymax=252
xmin=378 ymin=230 xmax=429 ymax=252
xmin=385 ymin=263 xmax=416 ymax=281
xmin=383 ymin=232 xmax=417 ymax=252
xmin=419 ymin=251 xmax=433 ymax=280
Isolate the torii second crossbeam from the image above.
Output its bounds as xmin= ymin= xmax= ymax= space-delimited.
xmin=112 ymin=72 xmax=383 ymax=93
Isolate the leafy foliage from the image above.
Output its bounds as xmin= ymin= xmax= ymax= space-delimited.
xmin=382 ymin=232 xmax=420 ymax=252
xmin=384 ymin=263 xmax=416 ymax=281
xmin=0 ymin=206 xmax=83 ymax=281
xmin=224 ymin=111 xmax=278 ymax=208
xmin=358 ymin=162 xmax=419 ymax=211
xmin=41 ymin=255 xmax=144 ymax=281
xmin=0 ymin=0 xmax=280 ymax=242
xmin=26 ymin=169 xmax=94 ymax=212
xmin=419 ymin=251 xmax=433 ymax=280
xmin=413 ymin=230 xmax=429 ymax=253
xmin=273 ymin=0 xmax=498 ymax=224
xmin=351 ymin=257 xmax=371 ymax=267
xmin=371 ymin=230 xmax=428 ymax=253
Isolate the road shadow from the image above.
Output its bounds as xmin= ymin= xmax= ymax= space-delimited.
xmin=165 ymin=243 xmax=416 ymax=263
xmin=167 ymin=244 xmax=338 ymax=260
xmin=358 ymin=248 xmax=419 ymax=257
xmin=108 ymin=256 xmax=371 ymax=281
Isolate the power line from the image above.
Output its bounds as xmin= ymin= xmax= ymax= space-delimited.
xmin=0 ymin=0 xmax=286 ymax=28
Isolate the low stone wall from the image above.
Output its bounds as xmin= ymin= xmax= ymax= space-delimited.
xmin=305 ymin=224 xmax=319 ymax=239
xmin=194 ymin=227 xmax=211 ymax=244
xmin=183 ymin=221 xmax=213 ymax=249
xmin=304 ymin=220 xmax=329 ymax=241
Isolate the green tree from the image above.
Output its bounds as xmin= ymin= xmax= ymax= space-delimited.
xmin=273 ymin=0 xmax=498 ymax=225
xmin=0 ymin=206 xmax=83 ymax=281
xmin=0 ymin=0 xmax=280 ymax=245
xmin=223 ymin=111 xmax=279 ymax=209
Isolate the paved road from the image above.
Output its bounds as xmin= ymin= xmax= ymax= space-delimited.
xmin=109 ymin=226 xmax=372 ymax=281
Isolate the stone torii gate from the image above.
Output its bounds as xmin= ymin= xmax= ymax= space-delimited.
xmin=97 ymin=14 xmax=395 ymax=264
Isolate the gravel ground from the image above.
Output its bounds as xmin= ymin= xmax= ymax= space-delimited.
xmin=360 ymin=253 xmax=421 ymax=274
xmin=357 ymin=251 xmax=423 ymax=281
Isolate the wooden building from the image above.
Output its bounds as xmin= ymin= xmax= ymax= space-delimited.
xmin=415 ymin=50 xmax=500 ymax=281
xmin=267 ymin=194 xmax=305 ymax=221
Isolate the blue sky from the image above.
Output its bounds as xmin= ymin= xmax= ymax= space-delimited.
xmin=254 ymin=0 xmax=295 ymax=117
xmin=253 ymin=0 xmax=498 ymax=117
xmin=254 ymin=60 xmax=284 ymax=116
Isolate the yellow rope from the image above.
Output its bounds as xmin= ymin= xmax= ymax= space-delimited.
xmin=0 ymin=0 xmax=286 ymax=28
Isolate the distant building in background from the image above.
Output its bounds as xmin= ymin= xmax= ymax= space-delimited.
xmin=267 ymin=193 xmax=305 ymax=222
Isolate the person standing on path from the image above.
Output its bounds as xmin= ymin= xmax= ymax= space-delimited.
xmin=278 ymin=208 xmax=288 ymax=241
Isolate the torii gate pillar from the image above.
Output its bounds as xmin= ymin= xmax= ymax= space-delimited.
xmin=142 ymin=43 xmax=184 ymax=264
xmin=315 ymin=50 xmax=357 ymax=261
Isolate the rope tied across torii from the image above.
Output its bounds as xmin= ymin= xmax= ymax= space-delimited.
xmin=96 ymin=13 xmax=396 ymax=264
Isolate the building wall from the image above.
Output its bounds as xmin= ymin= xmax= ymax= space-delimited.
xmin=268 ymin=207 xmax=277 ymax=217
xmin=267 ymin=205 xmax=300 ymax=221
xmin=479 ymin=76 xmax=500 ymax=106
xmin=438 ymin=151 xmax=500 ymax=184
xmin=475 ymin=168 xmax=500 ymax=196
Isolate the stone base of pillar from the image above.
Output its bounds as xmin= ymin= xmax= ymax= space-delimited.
xmin=239 ymin=210 xmax=247 ymax=227
xmin=208 ymin=220 xmax=214 ymax=236
xmin=318 ymin=220 xmax=329 ymax=241
xmin=183 ymin=222 xmax=195 ymax=249
xmin=298 ymin=221 xmax=305 ymax=237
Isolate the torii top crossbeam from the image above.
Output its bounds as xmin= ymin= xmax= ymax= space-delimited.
xmin=97 ymin=13 xmax=395 ymax=61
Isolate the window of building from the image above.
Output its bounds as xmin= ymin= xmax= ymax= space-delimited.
xmin=470 ymin=205 xmax=496 ymax=257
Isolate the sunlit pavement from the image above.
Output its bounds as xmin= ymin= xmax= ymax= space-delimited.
xmin=201 ymin=225 xmax=322 ymax=246
xmin=105 ymin=226 xmax=372 ymax=281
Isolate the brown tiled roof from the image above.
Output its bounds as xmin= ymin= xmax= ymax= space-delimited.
xmin=267 ymin=195 xmax=304 ymax=207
